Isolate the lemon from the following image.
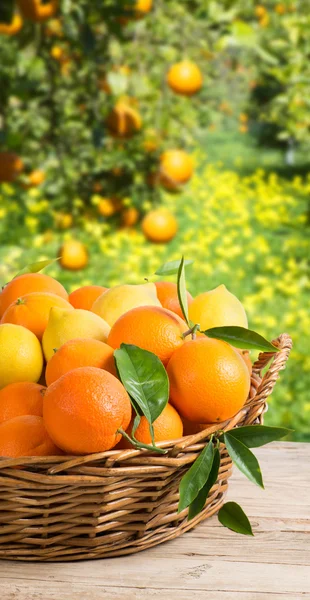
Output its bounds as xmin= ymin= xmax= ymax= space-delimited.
xmin=42 ymin=307 xmax=111 ymax=361
xmin=189 ymin=284 xmax=248 ymax=331
xmin=0 ymin=324 xmax=43 ymax=389
xmin=91 ymin=282 xmax=161 ymax=326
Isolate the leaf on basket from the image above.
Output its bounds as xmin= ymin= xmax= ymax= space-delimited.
xmin=224 ymin=432 xmax=264 ymax=488
xmin=188 ymin=447 xmax=220 ymax=520
xmin=218 ymin=502 xmax=254 ymax=536
xmin=114 ymin=344 xmax=169 ymax=422
xmin=155 ymin=258 xmax=194 ymax=276
xmin=223 ymin=425 xmax=292 ymax=448
xmin=202 ymin=326 xmax=279 ymax=352
xmin=13 ymin=258 xmax=60 ymax=278
xmin=178 ymin=438 xmax=214 ymax=513
xmin=177 ymin=255 xmax=190 ymax=326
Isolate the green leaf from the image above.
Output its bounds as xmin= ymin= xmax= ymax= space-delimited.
xmin=177 ymin=256 xmax=189 ymax=326
xmin=218 ymin=502 xmax=253 ymax=536
xmin=106 ymin=72 xmax=128 ymax=96
xmin=155 ymin=259 xmax=194 ymax=276
xmin=114 ymin=344 xmax=169 ymax=424
xmin=231 ymin=20 xmax=256 ymax=47
xmin=188 ymin=447 xmax=220 ymax=520
xmin=178 ymin=438 xmax=214 ymax=513
xmin=14 ymin=258 xmax=60 ymax=278
xmin=203 ymin=326 xmax=278 ymax=352
xmin=225 ymin=425 xmax=292 ymax=448
xmin=224 ymin=433 xmax=264 ymax=488
xmin=255 ymin=46 xmax=279 ymax=66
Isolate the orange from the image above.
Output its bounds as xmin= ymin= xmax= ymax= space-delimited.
xmin=55 ymin=213 xmax=73 ymax=229
xmin=167 ymin=337 xmax=250 ymax=424
xmin=255 ymin=5 xmax=266 ymax=17
xmin=0 ymin=415 xmax=61 ymax=457
xmin=59 ymin=240 xmax=88 ymax=270
xmin=98 ymin=197 xmax=122 ymax=217
xmin=160 ymin=149 xmax=193 ymax=189
xmin=0 ymin=14 xmax=23 ymax=35
xmin=0 ymin=273 xmax=68 ymax=319
xmin=167 ymin=60 xmax=203 ymax=96
xmin=1 ymin=292 xmax=73 ymax=340
xmin=121 ymin=207 xmax=139 ymax=227
xmin=45 ymin=338 xmax=116 ymax=385
xmin=155 ymin=281 xmax=193 ymax=319
xmin=43 ymin=367 xmax=132 ymax=454
xmin=21 ymin=169 xmax=45 ymax=189
xmin=0 ymin=152 xmax=24 ymax=182
xmin=135 ymin=0 xmax=152 ymax=16
xmin=122 ymin=403 xmax=183 ymax=448
xmin=69 ymin=285 xmax=108 ymax=311
xmin=275 ymin=3 xmax=286 ymax=13
xmin=18 ymin=0 xmax=58 ymax=22
xmin=239 ymin=124 xmax=248 ymax=134
xmin=0 ymin=382 xmax=45 ymax=424
xmin=107 ymin=99 xmax=142 ymax=138
xmin=142 ymin=209 xmax=178 ymax=243
xmin=108 ymin=305 xmax=188 ymax=366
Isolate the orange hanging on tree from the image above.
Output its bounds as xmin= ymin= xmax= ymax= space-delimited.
xmin=0 ymin=13 xmax=23 ymax=35
xmin=18 ymin=0 xmax=58 ymax=22
xmin=167 ymin=59 xmax=203 ymax=96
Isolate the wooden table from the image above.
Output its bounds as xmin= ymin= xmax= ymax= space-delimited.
xmin=0 ymin=442 xmax=309 ymax=600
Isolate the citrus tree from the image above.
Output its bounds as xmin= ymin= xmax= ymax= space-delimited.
xmin=0 ymin=0 xmax=285 ymax=230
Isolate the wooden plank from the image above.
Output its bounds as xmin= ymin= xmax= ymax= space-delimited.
xmin=0 ymin=442 xmax=309 ymax=600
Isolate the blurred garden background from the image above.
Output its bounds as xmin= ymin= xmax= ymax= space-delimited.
xmin=0 ymin=0 xmax=309 ymax=440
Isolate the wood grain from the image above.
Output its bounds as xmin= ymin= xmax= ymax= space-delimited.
xmin=0 ymin=442 xmax=309 ymax=600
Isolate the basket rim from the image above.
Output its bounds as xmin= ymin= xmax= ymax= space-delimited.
xmin=0 ymin=332 xmax=292 ymax=472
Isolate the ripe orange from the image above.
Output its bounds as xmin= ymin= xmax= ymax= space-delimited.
xmin=167 ymin=60 xmax=203 ymax=96
xmin=59 ymin=240 xmax=88 ymax=270
xmin=142 ymin=209 xmax=178 ymax=243
xmin=18 ymin=0 xmax=58 ymax=22
xmin=0 ymin=415 xmax=61 ymax=457
xmin=0 ymin=381 xmax=45 ymax=424
xmin=0 ymin=14 xmax=23 ymax=35
xmin=107 ymin=99 xmax=142 ymax=137
xmin=43 ymin=367 xmax=132 ymax=454
xmin=122 ymin=403 xmax=183 ymax=448
xmin=45 ymin=338 xmax=116 ymax=385
xmin=135 ymin=0 xmax=152 ymax=16
xmin=68 ymin=285 xmax=108 ymax=311
xmin=98 ymin=197 xmax=122 ymax=217
xmin=55 ymin=213 xmax=73 ymax=229
xmin=0 ymin=152 xmax=24 ymax=182
xmin=155 ymin=281 xmax=193 ymax=319
xmin=160 ymin=149 xmax=193 ymax=189
xmin=108 ymin=305 xmax=188 ymax=366
xmin=121 ymin=207 xmax=139 ymax=227
xmin=1 ymin=292 xmax=72 ymax=340
xmin=167 ymin=337 xmax=250 ymax=424
xmin=0 ymin=273 xmax=68 ymax=319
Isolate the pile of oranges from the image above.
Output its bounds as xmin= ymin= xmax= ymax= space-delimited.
xmin=0 ymin=270 xmax=252 ymax=458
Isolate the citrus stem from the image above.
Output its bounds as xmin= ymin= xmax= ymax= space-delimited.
xmin=117 ymin=428 xmax=167 ymax=455
xmin=182 ymin=323 xmax=200 ymax=340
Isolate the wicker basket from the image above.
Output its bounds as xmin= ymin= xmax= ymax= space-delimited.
xmin=0 ymin=333 xmax=292 ymax=562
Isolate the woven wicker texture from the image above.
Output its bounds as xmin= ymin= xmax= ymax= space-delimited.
xmin=0 ymin=333 xmax=292 ymax=562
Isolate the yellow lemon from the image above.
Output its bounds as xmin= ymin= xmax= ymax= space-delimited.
xmin=189 ymin=284 xmax=248 ymax=331
xmin=0 ymin=324 xmax=43 ymax=389
xmin=92 ymin=283 xmax=161 ymax=327
xmin=42 ymin=307 xmax=111 ymax=361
